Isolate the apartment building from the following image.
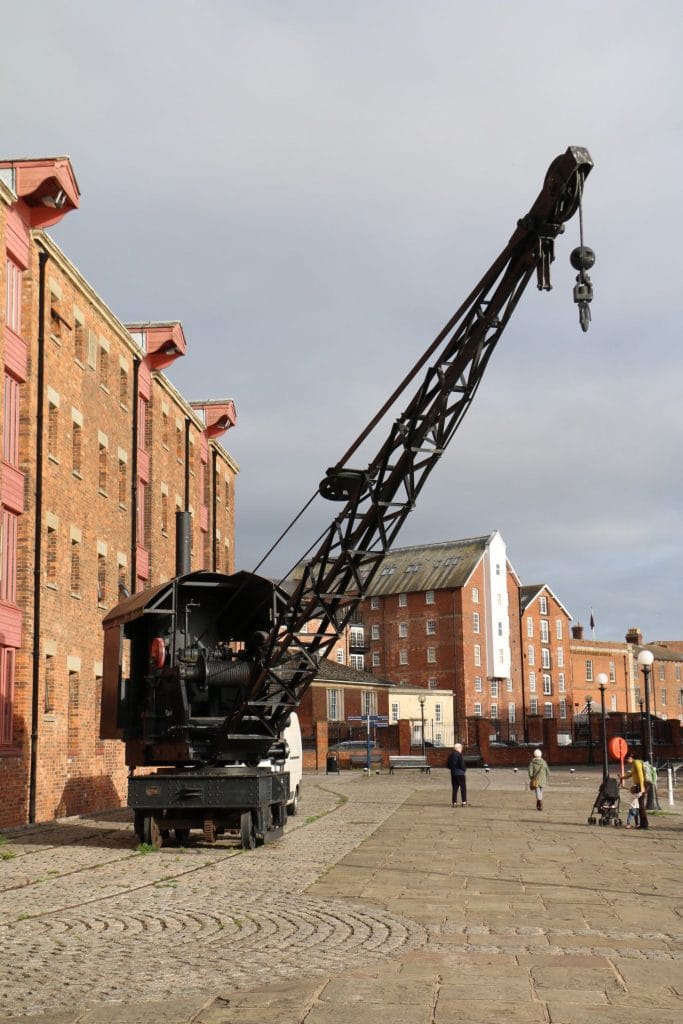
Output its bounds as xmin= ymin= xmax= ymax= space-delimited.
xmin=0 ymin=157 xmax=238 ymax=827
xmin=519 ymin=585 xmax=573 ymax=725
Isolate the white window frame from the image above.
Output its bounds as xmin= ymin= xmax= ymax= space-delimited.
xmin=472 ymin=611 xmax=480 ymax=633
xmin=526 ymin=617 xmax=534 ymax=638
xmin=425 ymin=590 xmax=435 ymax=605
xmin=398 ymin=593 xmax=407 ymax=607
xmin=474 ymin=644 xmax=481 ymax=667
xmin=426 ymin=619 xmax=437 ymax=635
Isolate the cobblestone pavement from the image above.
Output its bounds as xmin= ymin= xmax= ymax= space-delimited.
xmin=0 ymin=768 xmax=681 ymax=1023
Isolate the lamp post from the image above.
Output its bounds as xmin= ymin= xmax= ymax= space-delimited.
xmin=638 ymin=698 xmax=645 ymax=758
xmin=585 ymin=694 xmax=594 ymax=764
xmin=636 ymin=649 xmax=659 ymax=810
xmin=596 ymin=672 xmax=609 ymax=781
xmin=418 ymin=694 xmax=426 ymax=757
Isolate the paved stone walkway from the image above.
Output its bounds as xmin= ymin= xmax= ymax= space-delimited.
xmin=0 ymin=767 xmax=681 ymax=1022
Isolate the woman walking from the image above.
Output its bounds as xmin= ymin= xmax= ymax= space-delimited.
xmin=528 ymin=748 xmax=549 ymax=811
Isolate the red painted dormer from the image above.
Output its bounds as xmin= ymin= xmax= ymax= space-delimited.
xmin=0 ymin=157 xmax=80 ymax=229
xmin=126 ymin=322 xmax=187 ymax=371
xmin=190 ymin=400 xmax=237 ymax=438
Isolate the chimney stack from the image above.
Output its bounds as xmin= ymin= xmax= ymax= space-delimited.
xmin=571 ymin=624 xmax=584 ymax=640
xmin=625 ymin=627 xmax=643 ymax=646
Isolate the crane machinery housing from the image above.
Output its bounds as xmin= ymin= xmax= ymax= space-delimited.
xmin=100 ymin=147 xmax=594 ymax=849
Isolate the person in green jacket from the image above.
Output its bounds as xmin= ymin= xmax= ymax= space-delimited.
xmin=528 ymin=749 xmax=549 ymax=811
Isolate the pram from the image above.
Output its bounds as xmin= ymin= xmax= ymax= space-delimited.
xmin=587 ymin=775 xmax=622 ymax=827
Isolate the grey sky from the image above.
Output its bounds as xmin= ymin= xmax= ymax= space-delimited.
xmin=2 ymin=1 xmax=681 ymax=640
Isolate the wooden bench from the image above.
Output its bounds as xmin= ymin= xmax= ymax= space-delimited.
xmin=389 ymin=755 xmax=431 ymax=774
xmin=350 ymin=753 xmax=383 ymax=769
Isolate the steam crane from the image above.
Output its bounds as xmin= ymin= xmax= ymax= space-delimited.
xmin=101 ymin=147 xmax=593 ymax=848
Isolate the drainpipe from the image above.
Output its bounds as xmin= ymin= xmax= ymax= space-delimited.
xmin=28 ymin=249 xmax=49 ymax=823
xmin=130 ymin=358 xmax=140 ymax=591
xmin=184 ymin=417 xmax=191 ymax=511
xmin=211 ymin=446 xmax=218 ymax=571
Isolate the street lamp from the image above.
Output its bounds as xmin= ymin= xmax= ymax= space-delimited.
xmin=636 ymin=649 xmax=659 ymax=810
xmin=596 ymin=672 xmax=609 ymax=781
xmin=585 ymin=694 xmax=594 ymax=764
xmin=638 ymin=698 xmax=645 ymax=757
xmin=418 ymin=694 xmax=426 ymax=757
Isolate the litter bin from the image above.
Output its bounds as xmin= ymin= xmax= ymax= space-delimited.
xmin=326 ymin=752 xmax=339 ymax=774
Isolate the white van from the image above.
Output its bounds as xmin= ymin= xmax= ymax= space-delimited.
xmin=258 ymin=712 xmax=303 ymax=816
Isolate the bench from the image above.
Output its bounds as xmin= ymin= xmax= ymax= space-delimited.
xmin=464 ymin=754 xmax=484 ymax=768
xmin=350 ymin=753 xmax=383 ymax=769
xmin=389 ymin=755 xmax=431 ymax=774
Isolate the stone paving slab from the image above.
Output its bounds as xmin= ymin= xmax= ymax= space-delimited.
xmin=0 ymin=767 xmax=681 ymax=1022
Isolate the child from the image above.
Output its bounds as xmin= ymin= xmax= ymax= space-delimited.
xmin=625 ymin=785 xmax=640 ymax=829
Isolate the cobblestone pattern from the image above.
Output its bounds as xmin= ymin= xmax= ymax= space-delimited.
xmin=0 ymin=776 xmax=425 ymax=1017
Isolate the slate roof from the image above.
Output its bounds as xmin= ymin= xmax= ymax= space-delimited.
xmin=312 ymin=658 xmax=395 ymax=688
xmin=364 ymin=535 xmax=492 ymax=597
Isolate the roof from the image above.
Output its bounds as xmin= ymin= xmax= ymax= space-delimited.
xmin=312 ymin=658 xmax=395 ymax=688
xmin=519 ymin=583 xmax=572 ymax=619
xmin=364 ymin=535 xmax=492 ymax=596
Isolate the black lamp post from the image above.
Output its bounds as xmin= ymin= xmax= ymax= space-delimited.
xmin=418 ymin=695 xmax=426 ymax=757
xmin=638 ymin=698 xmax=645 ymax=757
xmin=585 ymin=694 xmax=594 ymax=764
xmin=596 ymin=673 xmax=609 ymax=781
xmin=636 ymin=649 xmax=660 ymax=810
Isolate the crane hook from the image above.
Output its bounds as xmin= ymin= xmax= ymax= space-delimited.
xmin=570 ymin=245 xmax=595 ymax=333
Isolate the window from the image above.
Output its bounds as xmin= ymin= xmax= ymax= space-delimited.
xmin=610 ymin=695 xmax=617 ymax=712
xmin=44 ymin=654 xmax=55 ymax=713
xmin=541 ymin=649 xmax=551 ymax=669
xmin=97 ymin=552 xmax=106 ymax=604
xmin=48 ymin=399 xmax=59 ymax=459
xmin=99 ymin=342 xmax=109 ymax=390
xmin=427 ymin=647 xmax=436 ymax=664
xmin=474 ymin=676 xmax=482 ymax=692
xmin=426 ymin=619 xmax=437 ymax=635
xmin=399 ymin=650 xmax=408 ymax=665
xmin=5 ymin=257 xmax=22 ymax=335
xmin=609 ymin=660 xmax=616 ymax=682
xmin=559 ymin=699 xmax=567 ymax=719
xmin=543 ymin=674 xmax=552 ymax=695
xmin=527 ymin=645 xmax=535 ymax=667
xmin=472 ymin=587 xmax=479 ymax=603
xmin=508 ymin=702 xmax=516 ymax=723
xmin=74 ymin=315 xmax=85 ymax=362
xmin=529 ymin=671 xmax=536 ymax=693
xmin=676 ymin=664 xmax=681 ymax=682
xmin=176 ymin=422 xmax=183 ymax=461
xmin=434 ymin=703 xmax=442 ymax=723
xmin=72 ymin=421 xmax=82 ymax=477
xmin=585 ymin=658 xmax=593 ymax=681
xmin=350 ymin=654 xmax=364 ymax=671
xmin=506 ymin=678 xmax=513 ymax=692
xmin=98 ymin=440 xmax=108 ymax=494
xmin=361 ymin=690 xmax=376 ymax=715
xmin=474 ymin=702 xmax=482 ymax=717
xmin=661 ymin=688 xmax=666 ymax=705
xmin=530 ymin=698 xmax=538 ymax=715
xmin=544 ymin=702 xmax=553 ymax=719
xmin=118 ymin=457 xmax=127 ymax=507
xmin=398 ymin=622 xmax=408 ymax=638
xmin=495 ymin=563 xmax=501 ymax=576
xmin=558 ymin=673 xmax=565 ymax=693
xmin=425 ymin=590 xmax=435 ymax=605
xmin=474 ymin=645 xmax=481 ymax=667
xmin=658 ymin=663 xmax=665 ymax=681
xmin=390 ymin=701 xmax=400 ymax=723
xmin=3 ymin=374 xmax=20 ymax=467
xmin=336 ymin=649 xmax=344 ymax=664
xmin=556 ymin=619 xmax=563 ymax=640
xmin=70 ymin=537 xmax=81 ymax=596
xmin=540 ymin=620 xmax=549 ymax=644
xmin=327 ymin=689 xmax=342 ymax=720
xmin=46 ymin=524 xmax=57 ymax=586
xmin=0 ymin=647 xmax=15 ymax=745
xmin=0 ymin=511 xmax=17 ymax=602
xmin=372 ymin=652 xmax=380 ymax=667
xmin=497 ymin=621 xmax=503 ymax=637
xmin=539 ymin=595 xmax=548 ymax=614
xmin=472 ymin=612 xmax=480 ymax=633
xmin=398 ymin=593 xmax=407 ymax=608
xmin=490 ymin=703 xmax=498 ymax=719
xmin=428 ymin=678 xmax=438 ymax=689
xmin=371 ymin=624 xmax=380 ymax=640
xmin=557 ymin=648 xmax=564 ymax=668
xmin=370 ymin=596 xmax=379 ymax=610
xmin=349 ymin=627 xmax=364 ymax=648
xmin=491 ymin=680 xmax=499 ymax=698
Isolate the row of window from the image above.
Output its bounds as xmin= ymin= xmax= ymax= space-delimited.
xmin=527 ymin=646 xmax=564 ymax=668
xmin=473 ymin=699 xmax=568 ymax=720
xmin=327 ymin=688 xmax=377 ymax=720
xmin=526 ymin=616 xmax=563 ymax=640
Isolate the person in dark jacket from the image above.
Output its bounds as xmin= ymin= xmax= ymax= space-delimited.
xmin=447 ymin=742 xmax=467 ymax=806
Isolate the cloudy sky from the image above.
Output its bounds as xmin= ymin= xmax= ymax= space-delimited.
xmin=2 ymin=1 xmax=681 ymax=641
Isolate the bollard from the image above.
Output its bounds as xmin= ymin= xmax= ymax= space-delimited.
xmin=668 ymin=767 xmax=674 ymax=806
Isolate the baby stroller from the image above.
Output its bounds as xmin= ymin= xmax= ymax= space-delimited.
xmin=587 ymin=776 xmax=622 ymax=827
